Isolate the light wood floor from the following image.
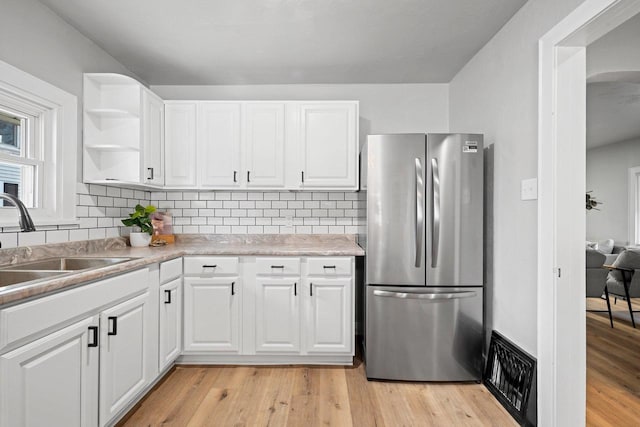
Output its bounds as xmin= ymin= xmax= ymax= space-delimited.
xmin=119 ymin=351 xmax=516 ymax=426
xmin=587 ymin=298 xmax=640 ymax=427
xmin=119 ymin=302 xmax=640 ymax=427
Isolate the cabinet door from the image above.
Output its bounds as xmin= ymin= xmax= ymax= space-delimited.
xmin=255 ymin=278 xmax=300 ymax=353
xmin=159 ymin=278 xmax=182 ymax=370
xmin=142 ymin=89 xmax=165 ymax=186
xmin=99 ymin=292 xmax=150 ymax=426
xmin=165 ymin=102 xmax=197 ymax=186
xmin=299 ymin=103 xmax=358 ymax=189
xmin=0 ymin=315 xmax=99 ymax=427
xmin=198 ymin=102 xmax=242 ymax=188
xmin=183 ymin=277 xmax=240 ymax=352
xmin=304 ymin=278 xmax=352 ymax=354
xmin=244 ymin=103 xmax=286 ymax=188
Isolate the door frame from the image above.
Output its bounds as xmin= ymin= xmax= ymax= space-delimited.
xmin=538 ymin=0 xmax=640 ymax=424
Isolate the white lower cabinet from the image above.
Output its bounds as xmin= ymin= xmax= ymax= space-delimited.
xmin=183 ymin=276 xmax=241 ymax=353
xmin=254 ymin=278 xmax=301 ymax=353
xmin=304 ymin=278 xmax=352 ymax=354
xmin=159 ymin=277 xmax=182 ymax=370
xmin=99 ymin=292 xmax=151 ymax=426
xmin=0 ymin=315 xmax=99 ymax=427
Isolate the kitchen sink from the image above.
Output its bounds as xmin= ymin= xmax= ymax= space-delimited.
xmin=0 ymin=270 xmax=68 ymax=288
xmin=0 ymin=257 xmax=135 ymax=271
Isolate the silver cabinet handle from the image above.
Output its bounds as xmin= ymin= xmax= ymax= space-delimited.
xmin=431 ymin=158 xmax=440 ymax=268
xmin=415 ymin=158 xmax=424 ymax=267
xmin=373 ymin=290 xmax=476 ymax=300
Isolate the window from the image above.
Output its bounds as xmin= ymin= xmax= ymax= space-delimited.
xmin=0 ymin=111 xmax=37 ymax=208
xmin=628 ymin=166 xmax=640 ymax=246
xmin=0 ymin=59 xmax=77 ymax=227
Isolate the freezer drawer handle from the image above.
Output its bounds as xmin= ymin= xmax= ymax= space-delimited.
xmin=414 ymin=158 xmax=424 ymax=268
xmin=373 ymin=290 xmax=476 ymax=300
xmin=431 ymin=158 xmax=440 ymax=268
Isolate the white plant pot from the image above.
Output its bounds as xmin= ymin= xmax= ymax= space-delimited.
xmin=129 ymin=232 xmax=152 ymax=247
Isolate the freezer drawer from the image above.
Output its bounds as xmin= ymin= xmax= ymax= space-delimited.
xmin=365 ymin=286 xmax=483 ymax=381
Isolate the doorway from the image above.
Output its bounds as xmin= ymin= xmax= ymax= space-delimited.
xmin=538 ymin=0 xmax=640 ymax=425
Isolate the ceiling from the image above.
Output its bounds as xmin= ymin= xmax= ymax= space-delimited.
xmin=587 ymin=80 xmax=640 ymax=149
xmin=37 ymin=0 xmax=527 ymax=85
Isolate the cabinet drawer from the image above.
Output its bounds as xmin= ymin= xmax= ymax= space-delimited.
xmin=160 ymin=257 xmax=182 ymax=283
xmin=256 ymin=258 xmax=301 ymax=276
xmin=183 ymin=257 xmax=239 ymax=276
xmin=307 ymin=257 xmax=352 ymax=276
xmin=0 ymin=268 xmax=148 ymax=353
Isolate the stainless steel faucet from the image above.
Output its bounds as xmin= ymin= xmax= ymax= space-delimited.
xmin=0 ymin=193 xmax=36 ymax=232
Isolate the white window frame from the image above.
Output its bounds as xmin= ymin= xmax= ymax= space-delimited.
xmin=0 ymin=59 xmax=77 ymax=227
xmin=628 ymin=166 xmax=640 ymax=246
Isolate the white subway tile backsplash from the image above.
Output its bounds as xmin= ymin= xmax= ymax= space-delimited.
xmin=88 ymin=228 xmax=106 ymax=240
xmin=106 ymin=187 xmax=121 ymax=197
xmin=46 ymin=230 xmax=69 ymax=243
xmin=69 ymin=229 xmax=89 ymax=242
xmin=89 ymin=184 xmax=107 ymax=196
xmin=0 ymin=232 xmax=18 ymax=248
xmin=19 ymin=231 xmax=46 ymax=246
xmin=224 ymin=217 xmax=240 ymax=225
xmin=199 ymin=192 xmax=216 ymax=200
xmin=8 ymin=185 xmax=366 ymax=249
xmin=216 ymin=225 xmax=231 ymax=233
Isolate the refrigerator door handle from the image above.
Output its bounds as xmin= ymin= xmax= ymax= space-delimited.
xmin=431 ymin=158 xmax=441 ymax=268
xmin=414 ymin=158 xmax=424 ymax=267
xmin=373 ymin=289 xmax=476 ymax=300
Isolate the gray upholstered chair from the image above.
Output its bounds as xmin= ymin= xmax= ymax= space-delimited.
xmin=604 ymin=249 xmax=640 ymax=328
xmin=586 ymin=248 xmax=612 ymax=323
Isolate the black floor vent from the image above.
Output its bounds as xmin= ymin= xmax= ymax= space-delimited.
xmin=484 ymin=331 xmax=536 ymax=426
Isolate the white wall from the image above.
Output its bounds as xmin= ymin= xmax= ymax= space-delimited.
xmin=587 ymin=12 xmax=640 ymax=79
xmin=0 ymin=0 xmax=140 ymax=183
xmin=586 ymin=137 xmax=640 ymax=245
xmin=448 ymin=0 xmax=586 ymax=355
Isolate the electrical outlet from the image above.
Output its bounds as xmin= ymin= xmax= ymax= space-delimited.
xmin=521 ymin=178 xmax=538 ymax=201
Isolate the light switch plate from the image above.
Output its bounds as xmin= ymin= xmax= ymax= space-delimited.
xmin=521 ymin=178 xmax=538 ymax=200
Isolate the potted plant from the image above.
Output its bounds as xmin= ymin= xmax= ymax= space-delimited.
xmin=121 ymin=204 xmax=156 ymax=247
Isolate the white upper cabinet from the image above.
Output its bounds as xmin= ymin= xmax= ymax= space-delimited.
xmin=142 ymin=89 xmax=164 ymax=186
xmin=198 ymin=102 xmax=242 ymax=188
xmin=164 ymin=102 xmax=197 ymax=187
xmin=83 ymin=73 xmax=166 ymax=189
xmin=243 ymin=103 xmax=286 ymax=188
xmin=298 ymin=102 xmax=358 ymax=190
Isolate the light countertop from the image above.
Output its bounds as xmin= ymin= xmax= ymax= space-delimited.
xmin=0 ymin=234 xmax=364 ymax=306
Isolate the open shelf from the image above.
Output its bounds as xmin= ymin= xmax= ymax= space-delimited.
xmin=85 ymin=108 xmax=139 ymax=119
xmin=84 ymin=144 xmax=140 ymax=152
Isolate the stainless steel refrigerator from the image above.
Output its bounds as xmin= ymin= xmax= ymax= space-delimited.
xmin=364 ymin=133 xmax=484 ymax=381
